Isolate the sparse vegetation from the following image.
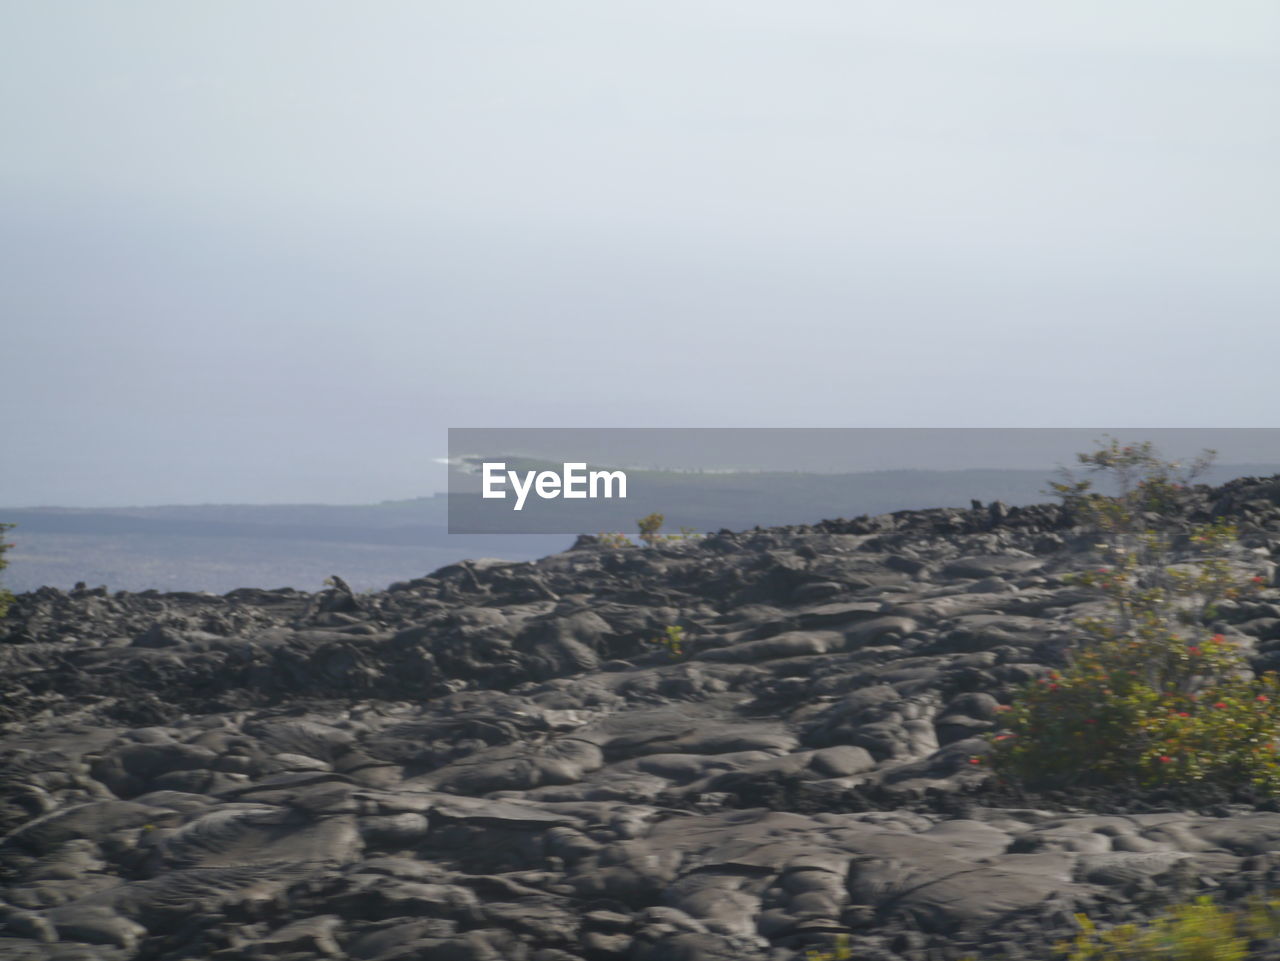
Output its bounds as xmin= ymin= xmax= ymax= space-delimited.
xmin=803 ymin=934 xmax=852 ymax=961
xmin=1055 ymin=895 xmax=1280 ymax=961
xmin=637 ymin=512 xmax=666 ymax=547
xmin=596 ymin=532 xmax=631 ymax=548
xmin=953 ymin=895 xmax=1280 ymax=961
xmin=0 ymin=522 xmax=14 ymax=618
xmin=994 ymin=440 xmax=1280 ymax=791
xmin=1047 ymin=436 xmax=1215 ymax=531
xmin=635 ymin=513 xmax=703 ymax=546
xmin=650 ymin=624 xmax=687 ymax=660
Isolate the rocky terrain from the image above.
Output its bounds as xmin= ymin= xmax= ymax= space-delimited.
xmin=4 ymin=476 xmax=1280 ymax=961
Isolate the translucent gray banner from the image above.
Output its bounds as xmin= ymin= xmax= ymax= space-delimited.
xmin=446 ymin=428 xmax=1280 ymax=534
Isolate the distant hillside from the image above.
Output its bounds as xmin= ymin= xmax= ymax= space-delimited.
xmin=5 ymin=464 xmax=1279 ymax=593
xmin=446 ymin=461 xmax=1280 ymax=533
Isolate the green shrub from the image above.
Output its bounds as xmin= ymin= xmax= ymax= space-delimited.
xmin=650 ymin=624 xmax=686 ymax=660
xmin=803 ymin=934 xmax=852 ymax=961
xmin=637 ymin=513 xmax=666 ymax=547
xmin=956 ymin=895 xmax=1280 ymax=961
xmin=635 ymin=513 xmax=703 ymax=547
xmin=1047 ymin=436 xmax=1215 ymax=550
xmin=996 ymin=624 xmax=1280 ymax=790
xmin=594 ymin=522 xmax=703 ymax=550
xmin=994 ymin=440 xmax=1279 ymax=792
xmin=1056 ymin=895 xmax=1280 ymax=961
xmin=0 ymin=522 xmax=13 ymax=618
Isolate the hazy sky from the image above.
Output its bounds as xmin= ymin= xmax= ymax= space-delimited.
xmin=3 ymin=3 xmax=1278 ymax=505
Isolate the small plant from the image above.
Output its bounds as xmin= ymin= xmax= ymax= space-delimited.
xmin=651 ymin=624 xmax=686 ymax=660
xmin=596 ymin=532 xmax=632 ymax=548
xmin=804 ymin=934 xmax=853 ymax=961
xmin=637 ymin=513 xmax=665 ymax=547
xmin=1056 ymin=894 xmax=1280 ymax=961
xmin=0 ymin=522 xmax=14 ymax=618
xmin=635 ymin=514 xmax=703 ymax=547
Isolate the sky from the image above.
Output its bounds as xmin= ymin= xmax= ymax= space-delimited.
xmin=2 ymin=3 xmax=1278 ymax=506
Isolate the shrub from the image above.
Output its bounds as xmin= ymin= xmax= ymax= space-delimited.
xmin=635 ymin=514 xmax=703 ymax=547
xmin=0 ymin=522 xmax=13 ymax=618
xmin=592 ymin=522 xmax=702 ymax=550
xmin=650 ymin=625 xmax=686 ymax=660
xmin=637 ymin=513 xmax=666 ymax=547
xmin=803 ymin=934 xmax=852 ymax=961
xmin=1055 ymin=894 xmax=1280 ymax=961
xmin=996 ymin=625 xmax=1280 ymax=790
xmin=994 ymin=440 xmax=1279 ymax=792
xmin=1047 ymin=436 xmax=1215 ymax=545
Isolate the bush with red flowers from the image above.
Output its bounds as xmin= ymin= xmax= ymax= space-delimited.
xmin=994 ymin=440 xmax=1280 ymax=791
xmin=996 ymin=626 xmax=1280 ymax=789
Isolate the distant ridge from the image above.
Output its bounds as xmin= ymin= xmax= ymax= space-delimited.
xmin=5 ymin=464 xmax=1279 ymax=593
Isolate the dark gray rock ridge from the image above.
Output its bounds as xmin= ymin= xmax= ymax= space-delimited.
xmin=2 ymin=474 xmax=1280 ymax=960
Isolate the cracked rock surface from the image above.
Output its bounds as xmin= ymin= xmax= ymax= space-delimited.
xmin=4 ymin=475 xmax=1280 ymax=960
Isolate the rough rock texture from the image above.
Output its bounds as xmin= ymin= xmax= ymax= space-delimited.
xmin=4 ymin=475 xmax=1280 ymax=960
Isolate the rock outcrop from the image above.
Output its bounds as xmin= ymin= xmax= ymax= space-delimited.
xmin=3 ymin=475 xmax=1280 ymax=960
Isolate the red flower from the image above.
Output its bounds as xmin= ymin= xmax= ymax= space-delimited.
xmin=1048 ymin=684 xmax=1059 ymax=691
xmin=968 ymin=757 xmax=981 ymax=765
xmin=1258 ymin=695 xmax=1270 ymax=703
xmin=1254 ymin=576 xmax=1266 ymax=585
xmin=1212 ymin=634 xmax=1226 ymax=645
xmin=1178 ymin=712 xmax=1191 ymax=718
xmin=1085 ymin=718 xmax=1097 ymax=724
xmin=1214 ymin=702 xmax=1228 ymax=709
xmin=1188 ymin=646 xmax=1201 ymax=656
xmin=1160 ymin=756 xmax=1174 ymax=763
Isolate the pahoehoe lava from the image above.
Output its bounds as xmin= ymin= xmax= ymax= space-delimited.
xmin=4 ymin=475 xmax=1280 ymax=960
